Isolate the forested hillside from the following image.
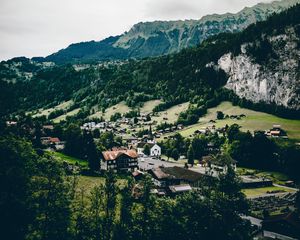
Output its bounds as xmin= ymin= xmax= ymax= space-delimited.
xmin=1 ymin=4 xmax=300 ymax=120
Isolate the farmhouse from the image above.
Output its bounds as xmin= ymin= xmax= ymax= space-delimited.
xmin=40 ymin=137 xmax=65 ymax=150
xmin=101 ymin=149 xmax=138 ymax=172
xmin=137 ymin=142 xmax=161 ymax=157
xmin=150 ymin=166 xmax=205 ymax=188
xmin=265 ymin=124 xmax=287 ymax=138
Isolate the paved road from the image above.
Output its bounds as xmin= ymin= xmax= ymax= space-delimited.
xmin=137 ymin=156 xmax=217 ymax=176
xmin=138 ymin=156 xmax=182 ymax=171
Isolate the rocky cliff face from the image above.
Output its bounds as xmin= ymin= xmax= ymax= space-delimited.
xmin=114 ymin=0 xmax=300 ymax=57
xmin=218 ymin=27 xmax=300 ymax=110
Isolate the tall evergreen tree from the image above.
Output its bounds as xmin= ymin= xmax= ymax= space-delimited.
xmin=187 ymin=144 xmax=195 ymax=166
xmin=83 ymin=131 xmax=100 ymax=171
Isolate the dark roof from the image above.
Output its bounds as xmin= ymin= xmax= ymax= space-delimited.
xmin=151 ymin=167 xmax=174 ymax=180
xmin=137 ymin=142 xmax=155 ymax=148
xmin=151 ymin=166 xmax=204 ymax=183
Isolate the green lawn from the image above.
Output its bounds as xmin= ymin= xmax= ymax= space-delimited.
xmin=51 ymin=151 xmax=88 ymax=167
xmin=152 ymin=102 xmax=190 ymax=124
xmin=89 ymin=101 xmax=131 ymax=120
xmin=242 ymin=186 xmax=296 ymax=198
xmin=31 ymin=100 xmax=73 ymax=118
xmin=140 ymin=100 xmax=162 ymax=114
xmin=53 ymin=108 xmax=81 ymax=123
xmin=169 ymin=101 xmax=300 ymax=140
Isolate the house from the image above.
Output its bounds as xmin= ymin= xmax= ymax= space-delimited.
xmin=137 ymin=142 xmax=161 ymax=157
xmin=6 ymin=121 xmax=17 ymax=127
xmin=132 ymin=170 xmax=144 ymax=180
xmin=101 ymin=149 xmax=138 ymax=172
xmin=40 ymin=137 xmax=65 ymax=150
xmin=168 ymin=184 xmax=193 ymax=196
xmin=150 ymin=166 xmax=206 ymax=188
xmin=43 ymin=125 xmax=54 ymax=130
xmin=265 ymin=124 xmax=287 ymax=138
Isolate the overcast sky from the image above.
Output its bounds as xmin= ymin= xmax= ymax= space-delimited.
xmin=0 ymin=0 xmax=272 ymax=60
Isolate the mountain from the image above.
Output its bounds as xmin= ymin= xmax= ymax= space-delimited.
xmin=1 ymin=3 xmax=300 ymax=120
xmin=45 ymin=0 xmax=300 ymax=64
xmin=218 ymin=32 xmax=300 ymax=110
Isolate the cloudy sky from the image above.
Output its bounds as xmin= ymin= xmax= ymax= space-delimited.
xmin=0 ymin=0 xmax=272 ymax=60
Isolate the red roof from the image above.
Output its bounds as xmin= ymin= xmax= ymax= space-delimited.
xmin=102 ymin=149 xmax=138 ymax=161
xmin=49 ymin=137 xmax=60 ymax=143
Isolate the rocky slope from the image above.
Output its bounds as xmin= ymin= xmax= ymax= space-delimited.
xmin=218 ymin=26 xmax=300 ymax=110
xmin=45 ymin=0 xmax=300 ymax=64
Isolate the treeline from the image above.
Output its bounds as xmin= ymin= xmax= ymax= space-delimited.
xmin=0 ymin=135 xmax=252 ymax=240
xmin=160 ymin=132 xmax=225 ymax=163
xmin=227 ymin=124 xmax=300 ymax=181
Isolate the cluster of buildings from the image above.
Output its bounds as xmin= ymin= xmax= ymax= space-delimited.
xmin=265 ymin=125 xmax=288 ymax=138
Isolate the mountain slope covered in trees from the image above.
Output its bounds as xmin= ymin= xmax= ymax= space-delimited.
xmin=1 ymin=4 xmax=300 ymax=119
xmin=44 ymin=0 xmax=300 ymax=64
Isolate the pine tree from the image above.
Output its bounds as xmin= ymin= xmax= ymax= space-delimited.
xmin=187 ymin=144 xmax=195 ymax=166
xmin=83 ymin=131 xmax=100 ymax=171
xmin=143 ymin=144 xmax=151 ymax=156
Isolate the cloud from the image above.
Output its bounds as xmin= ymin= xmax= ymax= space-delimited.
xmin=0 ymin=0 xmax=274 ymax=60
xmin=144 ymin=0 xmax=273 ymax=20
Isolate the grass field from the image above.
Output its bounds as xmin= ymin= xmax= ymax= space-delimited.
xmin=89 ymin=100 xmax=163 ymax=120
xmin=89 ymin=101 xmax=131 ymax=120
xmin=152 ymin=102 xmax=190 ymax=124
xmin=173 ymin=102 xmax=300 ymax=140
xmin=32 ymin=100 xmax=73 ymax=118
xmin=51 ymin=151 xmax=88 ymax=167
xmin=77 ymin=175 xmax=105 ymax=192
xmin=242 ymin=186 xmax=296 ymax=198
xmin=52 ymin=108 xmax=81 ymax=123
xmin=140 ymin=100 xmax=162 ymax=114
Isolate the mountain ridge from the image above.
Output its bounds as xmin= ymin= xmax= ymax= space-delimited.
xmin=44 ymin=0 xmax=300 ymax=64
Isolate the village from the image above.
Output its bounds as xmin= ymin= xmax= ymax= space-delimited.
xmin=7 ymin=116 xmax=296 ymax=239
xmin=4 ymin=105 xmax=300 ymax=240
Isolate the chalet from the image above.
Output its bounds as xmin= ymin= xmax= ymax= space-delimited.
xmin=101 ymin=149 xmax=138 ymax=172
xmin=137 ymin=142 xmax=161 ymax=157
xmin=150 ymin=166 xmax=205 ymax=188
xmin=40 ymin=137 xmax=65 ymax=150
xmin=265 ymin=124 xmax=287 ymax=138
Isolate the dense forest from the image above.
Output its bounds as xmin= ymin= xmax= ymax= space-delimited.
xmin=1 ymin=4 xmax=300 ymax=121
